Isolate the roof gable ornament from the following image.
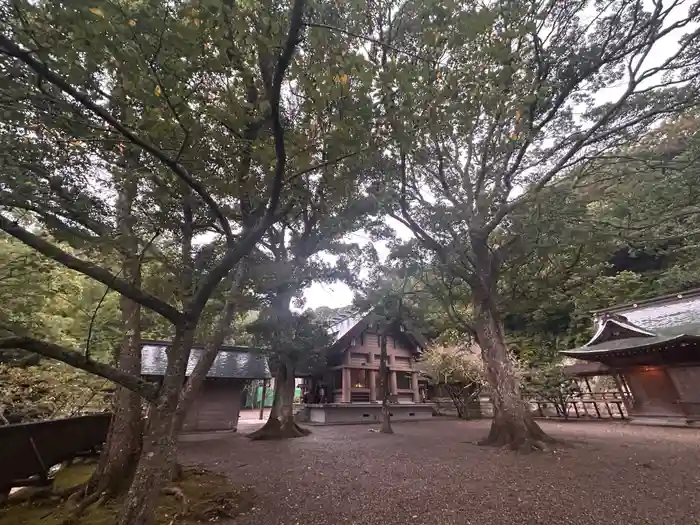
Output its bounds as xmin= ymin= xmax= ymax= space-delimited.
xmin=585 ymin=313 xmax=657 ymax=347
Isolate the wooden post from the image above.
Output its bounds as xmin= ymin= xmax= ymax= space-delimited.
xmin=389 ymin=354 xmax=397 ymax=396
xmin=369 ymin=371 xmax=377 ymax=402
xmin=578 ymin=380 xmax=590 ymax=417
xmin=259 ymin=380 xmax=267 ymax=420
xmin=612 ymin=373 xmax=631 ymax=417
xmin=584 ymin=378 xmax=601 ymax=418
xmin=342 ymin=367 xmax=351 ymax=403
xmin=411 ymin=372 xmax=420 ymax=403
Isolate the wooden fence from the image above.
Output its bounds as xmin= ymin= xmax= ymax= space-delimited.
xmin=0 ymin=413 xmax=111 ymax=495
xmin=531 ymin=391 xmax=630 ymax=420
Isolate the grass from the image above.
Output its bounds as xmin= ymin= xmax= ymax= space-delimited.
xmin=0 ymin=464 xmax=255 ymax=525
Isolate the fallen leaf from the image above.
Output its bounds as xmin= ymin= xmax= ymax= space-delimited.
xmin=89 ymin=7 xmax=104 ymax=17
xmin=127 ymin=19 xmax=136 ymax=26
xmin=154 ymin=85 xmax=162 ymax=97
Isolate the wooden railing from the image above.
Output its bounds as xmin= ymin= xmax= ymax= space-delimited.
xmin=531 ymin=391 xmax=631 ymax=420
xmin=0 ymin=413 xmax=111 ymax=495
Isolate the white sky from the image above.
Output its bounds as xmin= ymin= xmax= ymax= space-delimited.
xmin=301 ymin=217 xmax=413 ymax=310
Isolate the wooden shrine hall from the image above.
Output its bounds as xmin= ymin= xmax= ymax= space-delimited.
xmin=296 ymin=310 xmax=436 ymax=425
xmin=561 ymin=289 xmax=700 ymax=427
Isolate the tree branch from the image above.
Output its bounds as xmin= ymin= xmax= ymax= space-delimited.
xmin=0 ymin=34 xmax=235 ymax=245
xmin=183 ymin=0 xmax=305 ymax=321
xmin=0 ymin=214 xmax=183 ymax=323
xmin=0 ymin=336 xmax=158 ymax=401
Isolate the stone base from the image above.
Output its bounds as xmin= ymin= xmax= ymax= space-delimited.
xmin=628 ymin=416 xmax=699 ymax=428
xmin=297 ymin=403 xmax=435 ymax=425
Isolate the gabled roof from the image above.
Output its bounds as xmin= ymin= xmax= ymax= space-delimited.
xmin=561 ymin=333 xmax=700 ymax=360
xmin=591 ymin=289 xmax=700 ymax=333
xmin=561 ymin=289 xmax=700 ymax=361
xmin=325 ymin=310 xmax=429 ymax=356
xmin=140 ymin=340 xmax=271 ymax=379
xmin=584 ymin=314 xmax=656 ymax=346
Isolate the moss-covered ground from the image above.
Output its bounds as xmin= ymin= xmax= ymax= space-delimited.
xmin=0 ymin=463 xmax=255 ymax=525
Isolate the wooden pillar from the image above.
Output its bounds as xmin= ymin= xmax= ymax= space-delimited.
xmin=584 ymin=377 xmax=601 ymax=419
xmin=389 ymin=354 xmax=397 ymax=396
xmin=411 ymin=372 xmax=420 ymax=403
xmin=342 ymin=367 xmax=351 ymax=403
xmin=612 ymin=373 xmax=631 ymax=416
xmin=368 ymin=352 xmax=376 ymax=402
xmin=259 ymin=380 xmax=267 ymax=420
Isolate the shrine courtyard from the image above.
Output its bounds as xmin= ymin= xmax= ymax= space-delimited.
xmin=179 ymin=418 xmax=700 ymax=525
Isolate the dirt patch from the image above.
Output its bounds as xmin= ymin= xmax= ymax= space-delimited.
xmin=0 ymin=464 xmax=255 ymax=525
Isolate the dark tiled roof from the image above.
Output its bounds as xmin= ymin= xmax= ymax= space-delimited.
xmin=140 ymin=341 xmax=270 ymax=379
xmin=560 ymin=334 xmax=700 ymax=359
xmin=561 ymin=291 xmax=700 ymax=360
xmin=597 ymin=295 xmax=700 ymax=333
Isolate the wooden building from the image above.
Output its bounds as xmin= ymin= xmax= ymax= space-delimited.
xmin=561 ymin=289 xmax=700 ymax=427
xmin=140 ymin=340 xmax=270 ymax=432
xmin=297 ymin=311 xmax=436 ymax=424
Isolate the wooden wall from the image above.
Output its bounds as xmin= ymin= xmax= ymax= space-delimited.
xmin=346 ymin=330 xmax=416 ymax=366
xmin=667 ymin=366 xmax=700 ymax=419
xmin=624 ymin=366 xmax=684 ymax=417
xmin=182 ymin=378 xmax=245 ymax=432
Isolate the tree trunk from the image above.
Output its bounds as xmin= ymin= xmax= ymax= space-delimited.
xmin=173 ymin=264 xmax=248 ymax=433
xmin=446 ymin=385 xmax=467 ymax=419
xmin=117 ymin=328 xmax=195 ymax=525
xmin=86 ymin=153 xmax=143 ymax=497
xmin=379 ymin=331 xmax=393 ymax=434
xmin=248 ymin=362 xmax=309 ymax=440
xmin=474 ymin=302 xmax=553 ymax=451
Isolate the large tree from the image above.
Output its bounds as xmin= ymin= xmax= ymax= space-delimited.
xmin=0 ymin=0 xmax=344 ymax=522
xmin=364 ymin=0 xmax=700 ymax=449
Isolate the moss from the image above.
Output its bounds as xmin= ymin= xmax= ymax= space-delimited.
xmin=52 ymin=462 xmax=97 ymax=493
xmin=0 ymin=467 xmax=255 ymax=525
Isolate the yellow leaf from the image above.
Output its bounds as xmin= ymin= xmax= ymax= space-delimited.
xmin=515 ymin=109 xmax=521 ymax=121
xmin=89 ymin=7 xmax=104 ymax=17
xmin=436 ymin=70 xmax=441 ymax=81
xmin=154 ymin=85 xmax=162 ymax=97
xmin=127 ymin=19 xmax=136 ymax=26
xmin=334 ymin=73 xmax=349 ymax=85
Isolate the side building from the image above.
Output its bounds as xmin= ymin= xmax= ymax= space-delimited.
xmin=561 ymin=289 xmax=700 ymax=427
xmin=141 ymin=340 xmax=271 ymax=432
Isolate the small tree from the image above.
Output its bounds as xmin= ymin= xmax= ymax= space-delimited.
xmin=421 ymin=345 xmax=487 ymax=419
xmin=522 ymin=364 xmax=580 ymax=419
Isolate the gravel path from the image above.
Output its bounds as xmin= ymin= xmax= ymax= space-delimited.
xmin=179 ymin=419 xmax=700 ymax=525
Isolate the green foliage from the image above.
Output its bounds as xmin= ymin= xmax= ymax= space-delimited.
xmin=247 ymin=311 xmax=330 ymax=373
xmin=0 ymin=362 xmax=111 ymax=423
xmin=521 ymin=364 xmax=580 ymax=418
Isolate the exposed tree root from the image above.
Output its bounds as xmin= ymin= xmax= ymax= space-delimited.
xmin=60 ymin=486 xmax=108 ymax=525
xmin=478 ymin=417 xmax=559 ymax=452
xmin=248 ymin=417 xmax=311 ymax=440
xmin=163 ymin=486 xmax=188 ymax=525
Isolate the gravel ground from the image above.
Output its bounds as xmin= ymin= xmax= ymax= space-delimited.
xmin=179 ymin=419 xmax=700 ymax=525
